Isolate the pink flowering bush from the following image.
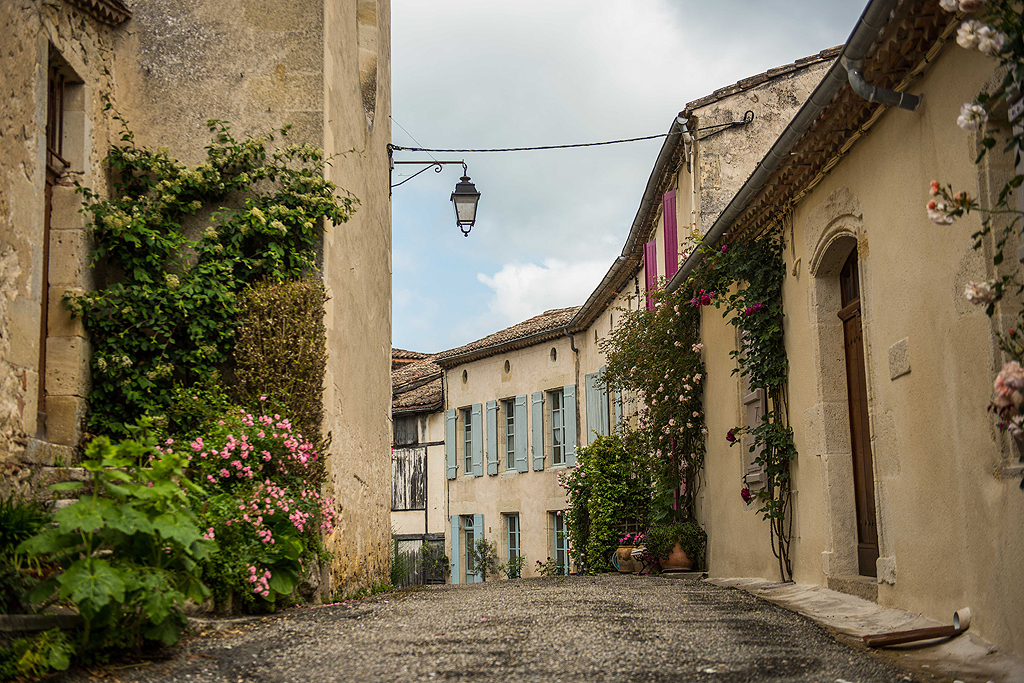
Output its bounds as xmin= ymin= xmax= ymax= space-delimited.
xmin=184 ymin=407 xmax=336 ymax=609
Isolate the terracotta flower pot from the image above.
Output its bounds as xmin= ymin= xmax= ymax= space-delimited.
xmin=614 ymin=546 xmax=637 ymax=573
xmin=659 ymin=541 xmax=694 ymax=572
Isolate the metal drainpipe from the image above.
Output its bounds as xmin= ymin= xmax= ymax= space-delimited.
xmin=842 ymin=56 xmax=922 ymax=112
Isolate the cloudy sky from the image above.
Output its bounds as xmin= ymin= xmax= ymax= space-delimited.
xmin=390 ymin=0 xmax=866 ymax=353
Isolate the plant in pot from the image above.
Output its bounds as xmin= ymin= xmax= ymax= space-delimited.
xmin=644 ymin=521 xmax=706 ymax=572
xmin=613 ymin=532 xmax=644 ymax=573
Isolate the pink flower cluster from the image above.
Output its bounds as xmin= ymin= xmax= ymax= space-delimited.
xmin=249 ymin=565 xmax=271 ymax=597
xmin=619 ymin=532 xmax=645 ymax=546
xmin=690 ymin=289 xmax=716 ymax=308
xmin=743 ymin=302 xmax=765 ymax=316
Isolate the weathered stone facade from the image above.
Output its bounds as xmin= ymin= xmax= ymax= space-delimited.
xmin=0 ymin=0 xmax=392 ymax=596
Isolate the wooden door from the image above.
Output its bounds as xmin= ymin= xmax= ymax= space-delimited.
xmin=838 ymin=251 xmax=879 ymax=577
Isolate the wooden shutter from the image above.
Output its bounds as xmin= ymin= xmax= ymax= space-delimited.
xmin=450 ymin=515 xmax=460 ymax=585
xmin=514 ymin=394 xmax=529 ymax=472
xmin=391 ymin=449 xmax=426 ymax=510
xmin=663 ymin=190 xmax=678 ymax=279
xmin=471 ymin=514 xmax=485 ymax=583
xmin=471 ymin=403 xmax=483 ymax=477
xmin=741 ymin=333 xmax=766 ymax=487
xmin=644 ymin=240 xmax=657 ymax=310
xmin=486 ymin=400 xmax=498 ymax=475
xmin=614 ymin=388 xmax=623 ymax=428
xmin=598 ymin=366 xmax=610 ymax=436
xmin=531 ymin=392 xmax=544 ymax=471
xmin=445 ymin=409 xmax=457 ymax=479
xmin=563 ymin=384 xmax=577 ymax=467
xmin=584 ymin=372 xmax=600 ymax=445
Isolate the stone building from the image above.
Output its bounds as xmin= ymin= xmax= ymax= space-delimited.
xmin=0 ymin=0 xmax=393 ymax=595
xmin=665 ymin=0 xmax=1024 ymax=659
xmin=431 ymin=49 xmax=839 ymax=582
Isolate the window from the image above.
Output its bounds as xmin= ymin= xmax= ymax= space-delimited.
xmin=462 ymin=407 xmax=473 ymax=474
xmin=506 ymin=513 xmax=520 ymax=562
xmin=504 ymin=399 xmax=516 ymax=469
xmin=550 ymin=389 xmax=565 ymax=465
xmin=552 ymin=512 xmax=569 ymax=575
xmin=393 ymin=415 xmax=419 ymax=447
xmin=464 ymin=515 xmax=476 ymax=580
xmin=740 ymin=330 xmax=767 ymax=491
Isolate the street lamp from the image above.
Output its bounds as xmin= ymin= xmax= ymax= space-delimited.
xmin=450 ymin=173 xmax=480 ymax=236
xmin=388 ymin=145 xmax=482 ymax=237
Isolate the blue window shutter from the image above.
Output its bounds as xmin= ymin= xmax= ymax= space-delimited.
xmin=598 ymin=366 xmax=610 ymax=436
xmin=445 ymin=409 xmax=457 ymax=479
xmin=486 ymin=401 xmax=498 ymax=475
xmin=471 ymin=403 xmax=484 ymax=477
xmin=531 ymin=392 xmax=544 ymax=471
xmin=563 ymin=384 xmax=577 ymax=466
xmin=614 ymin=388 xmax=623 ymax=428
xmin=450 ymin=515 xmax=460 ymax=585
xmin=584 ymin=372 xmax=599 ymax=445
xmin=514 ymin=395 xmax=529 ymax=472
xmin=472 ymin=514 xmax=485 ymax=583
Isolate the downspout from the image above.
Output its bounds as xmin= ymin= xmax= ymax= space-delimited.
xmin=666 ymin=0 xmax=912 ymax=293
xmin=843 ymin=57 xmax=922 ymax=111
xmin=563 ymin=327 xmax=581 ymax=457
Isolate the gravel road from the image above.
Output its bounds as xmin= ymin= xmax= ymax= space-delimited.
xmin=56 ymin=574 xmax=922 ymax=683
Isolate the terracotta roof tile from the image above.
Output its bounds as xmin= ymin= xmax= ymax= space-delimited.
xmin=684 ymin=46 xmax=842 ymax=113
xmin=392 ymin=348 xmax=430 ymax=361
xmin=392 ymin=357 xmax=443 ymax=414
xmin=436 ymin=306 xmax=580 ymax=367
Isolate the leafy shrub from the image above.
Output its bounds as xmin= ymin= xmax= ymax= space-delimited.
xmin=68 ymin=113 xmax=355 ymax=437
xmin=645 ymin=521 xmax=706 ymax=568
xmin=534 ymin=557 xmax=566 ymax=577
xmin=234 ymin=278 xmax=329 ymax=451
xmin=559 ymin=434 xmax=650 ymax=573
xmin=186 ymin=407 xmax=336 ymax=610
xmin=0 ymin=629 xmax=73 ymax=680
xmin=0 ymin=495 xmax=48 ymax=614
xmin=19 ymin=436 xmax=214 ymax=652
xmin=469 ymin=540 xmax=500 ymax=582
xmin=500 ymin=555 xmax=526 ymax=580
xmin=418 ymin=543 xmax=449 ymax=583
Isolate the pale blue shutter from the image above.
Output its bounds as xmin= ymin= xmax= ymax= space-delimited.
xmin=584 ymin=373 xmax=600 ymax=445
xmin=471 ymin=514 xmax=485 ymax=583
xmin=614 ymin=389 xmax=623 ymax=428
xmin=471 ymin=403 xmax=484 ymax=477
xmin=445 ymin=409 xmax=457 ymax=479
xmin=598 ymin=366 xmax=610 ymax=436
xmin=450 ymin=515 xmax=460 ymax=585
xmin=563 ymin=384 xmax=577 ymax=466
xmin=531 ymin=392 xmax=544 ymax=471
xmin=514 ymin=395 xmax=529 ymax=472
xmin=486 ymin=401 xmax=498 ymax=475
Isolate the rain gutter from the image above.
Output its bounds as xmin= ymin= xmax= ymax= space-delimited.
xmin=666 ymin=0 xmax=906 ymax=293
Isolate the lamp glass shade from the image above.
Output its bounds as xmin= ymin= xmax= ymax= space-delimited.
xmin=450 ymin=176 xmax=480 ymax=227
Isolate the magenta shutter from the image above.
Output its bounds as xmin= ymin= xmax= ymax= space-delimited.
xmin=663 ymin=190 xmax=678 ymax=279
xmin=644 ymin=240 xmax=657 ymax=311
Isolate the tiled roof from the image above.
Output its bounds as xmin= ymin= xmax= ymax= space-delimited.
xmin=683 ymin=46 xmax=843 ymax=113
xmin=436 ymin=306 xmax=580 ymax=367
xmin=392 ymin=357 xmax=443 ymax=414
xmin=392 ymin=348 xmax=430 ymax=361
xmin=66 ymin=0 xmax=131 ymax=25
xmin=721 ymin=1 xmax=954 ymax=243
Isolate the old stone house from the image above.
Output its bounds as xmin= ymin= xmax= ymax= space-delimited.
xmin=430 ymin=49 xmax=839 ymax=582
xmin=0 ymin=0 xmax=393 ymax=595
xmin=664 ymin=0 xmax=1024 ymax=659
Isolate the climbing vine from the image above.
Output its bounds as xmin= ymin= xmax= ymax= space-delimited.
xmin=696 ymin=231 xmax=797 ymax=581
xmin=68 ymin=108 xmax=355 ymax=436
xmin=601 ymin=285 xmax=706 ymax=523
xmin=927 ymin=0 xmax=1024 ymax=487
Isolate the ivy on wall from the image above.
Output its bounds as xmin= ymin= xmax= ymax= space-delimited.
xmin=698 ymin=231 xmax=797 ymax=581
xmin=68 ymin=110 xmax=356 ymax=436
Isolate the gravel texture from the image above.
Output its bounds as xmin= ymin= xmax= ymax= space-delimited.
xmin=55 ymin=574 xmax=921 ymax=682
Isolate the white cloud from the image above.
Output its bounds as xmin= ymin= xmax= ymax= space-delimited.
xmin=471 ymin=259 xmax=609 ymax=334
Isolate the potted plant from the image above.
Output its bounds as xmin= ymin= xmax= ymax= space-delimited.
xmin=644 ymin=521 xmax=706 ymax=572
xmin=613 ymin=532 xmax=644 ymax=573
